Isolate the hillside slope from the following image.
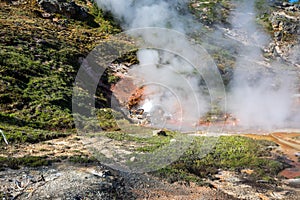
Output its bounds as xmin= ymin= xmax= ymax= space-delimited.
xmin=0 ymin=0 xmax=120 ymax=132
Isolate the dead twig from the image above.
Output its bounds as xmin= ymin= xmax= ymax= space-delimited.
xmin=0 ymin=129 xmax=9 ymax=145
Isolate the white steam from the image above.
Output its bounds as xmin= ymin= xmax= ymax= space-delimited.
xmin=96 ymin=0 xmax=300 ymax=130
xmin=96 ymin=0 xmax=212 ymax=131
xmin=227 ymin=0 xmax=299 ymax=129
xmin=128 ymin=49 xmax=209 ymax=129
xmin=96 ymin=0 xmax=193 ymax=31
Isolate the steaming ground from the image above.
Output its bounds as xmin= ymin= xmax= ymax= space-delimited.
xmin=127 ymin=49 xmax=209 ymax=131
xmin=96 ymin=0 xmax=300 ymax=131
xmin=226 ymin=1 xmax=299 ymax=129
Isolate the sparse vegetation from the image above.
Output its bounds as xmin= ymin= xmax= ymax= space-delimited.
xmin=255 ymin=0 xmax=274 ymax=32
xmin=96 ymin=108 xmax=121 ymax=131
xmin=153 ymin=136 xmax=284 ymax=184
xmin=68 ymin=155 xmax=97 ymax=164
xmin=0 ymin=154 xmax=98 ymax=170
xmin=0 ymin=156 xmax=51 ymax=170
xmin=189 ymin=0 xmax=233 ymax=26
xmin=105 ymin=130 xmax=175 ymax=152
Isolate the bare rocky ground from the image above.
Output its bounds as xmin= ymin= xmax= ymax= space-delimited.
xmin=0 ymin=163 xmax=236 ymax=200
xmin=0 ymin=135 xmax=235 ymax=199
xmin=0 ymin=134 xmax=300 ymax=200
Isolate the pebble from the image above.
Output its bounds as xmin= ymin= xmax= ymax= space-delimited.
xmin=130 ymin=156 xmax=136 ymax=162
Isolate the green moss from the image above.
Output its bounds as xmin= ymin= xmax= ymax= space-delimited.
xmin=0 ymin=121 xmax=71 ymax=144
xmin=153 ymin=136 xmax=284 ymax=183
xmin=0 ymin=156 xmax=51 ymax=170
xmin=96 ymin=108 xmax=122 ymax=131
xmin=0 ymin=0 xmax=121 ymax=131
xmin=0 ymin=154 xmax=98 ymax=169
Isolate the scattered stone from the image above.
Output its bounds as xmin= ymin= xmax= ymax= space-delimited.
xmin=0 ymin=165 xmax=134 ymax=199
xmin=90 ymin=169 xmax=112 ymax=178
xmin=209 ymin=170 xmax=297 ymax=200
xmin=109 ymin=63 xmax=130 ymax=75
xmin=266 ymin=1 xmax=300 ymax=61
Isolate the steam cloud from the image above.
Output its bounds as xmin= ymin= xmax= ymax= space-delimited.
xmin=96 ymin=0 xmax=194 ymax=31
xmin=128 ymin=49 xmax=210 ymax=130
xmin=96 ymin=0 xmax=300 ymax=130
xmin=97 ymin=0 xmax=214 ymax=131
xmin=227 ymin=0 xmax=299 ymax=129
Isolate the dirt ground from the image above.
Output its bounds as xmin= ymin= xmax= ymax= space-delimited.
xmin=1 ymin=132 xmax=300 ymax=199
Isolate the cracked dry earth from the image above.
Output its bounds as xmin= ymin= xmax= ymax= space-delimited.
xmin=0 ymin=134 xmax=300 ymax=199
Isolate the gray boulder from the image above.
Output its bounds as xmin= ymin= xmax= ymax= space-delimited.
xmin=38 ymin=0 xmax=89 ymax=20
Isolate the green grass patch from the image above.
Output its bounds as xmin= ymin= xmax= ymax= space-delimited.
xmin=153 ymin=136 xmax=284 ymax=184
xmin=105 ymin=130 xmax=176 ymax=152
xmin=0 ymin=154 xmax=97 ymax=170
xmin=0 ymin=156 xmax=51 ymax=170
xmin=0 ymin=122 xmax=71 ymax=144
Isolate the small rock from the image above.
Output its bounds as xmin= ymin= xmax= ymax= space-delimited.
xmin=38 ymin=0 xmax=60 ymax=13
xmin=38 ymin=0 xmax=89 ymax=20
xmin=130 ymin=157 xmax=136 ymax=162
xmin=52 ymin=17 xmax=59 ymax=22
xmin=282 ymin=2 xmax=291 ymax=7
xmin=101 ymin=170 xmax=112 ymax=178
xmin=41 ymin=12 xmax=52 ymax=18
xmin=275 ymin=46 xmax=282 ymax=55
xmin=91 ymin=170 xmax=112 ymax=178
xmin=152 ymin=130 xmax=167 ymax=136
xmin=170 ymin=139 xmax=176 ymax=143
